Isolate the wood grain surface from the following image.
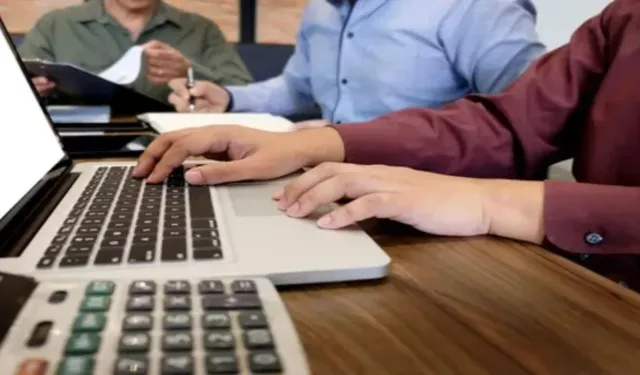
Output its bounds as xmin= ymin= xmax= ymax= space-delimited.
xmin=0 ymin=0 xmax=303 ymax=43
xmin=280 ymin=222 xmax=640 ymax=374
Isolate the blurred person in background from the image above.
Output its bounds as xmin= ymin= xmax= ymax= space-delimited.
xmin=168 ymin=0 xmax=545 ymax=128
xmin=19 ymin=0 xmax=252 ymax=104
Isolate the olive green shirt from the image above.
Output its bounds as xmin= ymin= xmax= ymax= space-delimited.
xmin=18 ymin=0 xmax=253 ymax=104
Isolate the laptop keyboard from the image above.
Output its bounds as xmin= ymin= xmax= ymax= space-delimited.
xmin=37 ymin=166 xmax=222 ymax=269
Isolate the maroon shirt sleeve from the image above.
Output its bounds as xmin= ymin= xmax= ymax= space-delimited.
xmin=334 ymin=1 xmax=640 ymax=254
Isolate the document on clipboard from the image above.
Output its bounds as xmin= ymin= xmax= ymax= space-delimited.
xmin=21 ymin=47 xmax=171 ymax=116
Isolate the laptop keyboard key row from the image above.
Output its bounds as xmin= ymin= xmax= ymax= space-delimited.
xmin=37 ymin=166 xmax=223 ymax=269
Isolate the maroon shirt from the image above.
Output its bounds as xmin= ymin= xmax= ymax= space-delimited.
xmin=335 ymin=0 xmax=640 ymax=289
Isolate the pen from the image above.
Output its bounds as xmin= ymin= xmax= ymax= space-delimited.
xmin=187 ymin=66 xmax=195 ymax=112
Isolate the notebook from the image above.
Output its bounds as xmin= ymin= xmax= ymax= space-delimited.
xmin=137 ymin=113 xmax=296 ymax=134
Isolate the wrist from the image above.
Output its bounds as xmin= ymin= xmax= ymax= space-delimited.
xmin=289 ymin=127 xmax=346 ymax=167
xmin=221 ymin=87 xmax=233 ymax=112
xmin=478 ymin=179 xmax=545 ymax=244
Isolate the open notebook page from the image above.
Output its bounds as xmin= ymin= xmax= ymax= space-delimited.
xmin=137 ymin=113 xmax=295 ymax=133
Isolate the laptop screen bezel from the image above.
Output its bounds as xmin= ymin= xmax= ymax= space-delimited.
xmin=0 ymin=16 xmax=73 ymax=256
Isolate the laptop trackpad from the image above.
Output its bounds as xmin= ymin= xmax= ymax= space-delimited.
xmin=227 ymin=181 xmax=287 ymax=217
xmin=226 ymin=179 xmax=332 ymax=218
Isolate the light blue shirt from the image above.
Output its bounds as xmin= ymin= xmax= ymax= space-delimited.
xmin=227 ymin=0 xmax=545 ymax=124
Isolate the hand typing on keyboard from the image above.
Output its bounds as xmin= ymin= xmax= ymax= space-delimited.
xmin=132 ymin=125 xmax=345 ymax=185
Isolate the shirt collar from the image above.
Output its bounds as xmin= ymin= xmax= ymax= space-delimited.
xmin=73 ymin=0 xmax=182 ymax=28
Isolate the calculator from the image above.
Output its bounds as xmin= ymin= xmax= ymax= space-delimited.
xmin=0 ymin=272 xmax=310 ymax=374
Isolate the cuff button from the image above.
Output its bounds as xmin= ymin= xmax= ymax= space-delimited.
xmin=585 ymin=232 xmax=604 ymax=245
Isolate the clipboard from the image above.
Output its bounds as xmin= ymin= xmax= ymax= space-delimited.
xmin=23 ymin=59 xmax=172 ymax=116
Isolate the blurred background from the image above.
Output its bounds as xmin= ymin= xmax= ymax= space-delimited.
xmin=0 ymin=0 xmax=302 ymax=44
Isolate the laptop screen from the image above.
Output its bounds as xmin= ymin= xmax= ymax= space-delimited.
xmin=0 ymin=31 xmax=65 ymax=221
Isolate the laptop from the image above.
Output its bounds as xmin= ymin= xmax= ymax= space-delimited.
xmin=0 ymin=20 xmax=390 ymax=285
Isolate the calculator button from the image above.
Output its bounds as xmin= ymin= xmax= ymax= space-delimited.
xmin=73 ymin=313 xmax=106 ymax=332
xmin=123 ymin=314 xmax=153 ymax=331
xmin=197 ymin=280 xmax=224 ymax=294
xmin=161 ymin=354 xmax=193 ymax=375
xmin=231 ymin=280 xmax=257 ymax=294
xmin=163 ymin=313 xmax=192 ymax=330
xmin=16 ymin=359 xmax=48 ymax=375
xmin=164 ymin=280 xmax=191 ymax=294
xmin=86 ymin=280 xmax=115 ymax=295
xmin=56 ymin=356 xmax=94 ymax=375
xmin=203 ymin=330 xmax=235 ymax=350
xmin=238 ymin=311 xmax=267 ymax=328
xmin=162 ymin=332 xmax=193 ymax=351
xmin=202 ymin=295 xmax=261 ymax=310
xmin=114 ymin=356 xmax=148 ymax=375
xmin=27 ymin=321 xmax=52 ymax=347
xmin=119 ymin=333 xmax=151 ymax=353
xmin=126 ymin=296 xmax=155 ymax=311
xmin=164 ymin=296 xmax=191 ymax=311
xmin=206 ymin=353 xmax=238 ymax=374
xmin=202 ymin=312 xmax=231 ymax=329
xmin=244 ymin=329 xmax=275 ymax=349
xmin=65 ymin=333 xmax=101 ymax=355
xmin=80 ymin=296 xmax=111 ymax=312
xmin=248 ymin=351 xmax=282 ymax=373
xmin=129 ymin=281 xmax=156 ymax=295
xmin=48 ymin=290 xmax=67 ymax=304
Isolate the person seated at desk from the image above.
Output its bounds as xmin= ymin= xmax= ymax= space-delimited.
xmin=167 ymin=0 xmax=544 ymax=126
xmin=18 ymin=0 xmax=252 ymax=105
xmin=134 ymin=0 xmax=640 ymax=291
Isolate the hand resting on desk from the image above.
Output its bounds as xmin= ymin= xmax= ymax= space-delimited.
xmin=132 ymin=125 xmax=545 ymax=245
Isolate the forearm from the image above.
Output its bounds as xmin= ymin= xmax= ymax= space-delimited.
xmin=478 ymin=179 xmax=545 ymax=244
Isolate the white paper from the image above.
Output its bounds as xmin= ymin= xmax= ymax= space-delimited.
xmin=47 ymin=105 xmax=111 ymax=123
xmin=98 ymin=46 xmax=144 ymax=85
xmin=137 ymin=113 xmax=295 ymax=133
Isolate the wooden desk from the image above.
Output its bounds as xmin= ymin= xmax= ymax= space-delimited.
xmin=79 ymin=157 xmax=640 ymax=374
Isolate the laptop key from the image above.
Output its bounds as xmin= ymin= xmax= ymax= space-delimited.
xmin=191 ymin=218 xmax=216 ymax=229
xmin=67 ymin=245 xmax=93 ymax=254
xmin=37 ymin=257 xmax=55 ymax=269
xmin=188 ymin=186 xmax=214 ymax=219
xmin=134 ymin=226 xmax=155 ymax=235
xmin=163 ymin=228 xmax=185 ymax=237
xmin=164 ymin=220 xmax=184 ymax=229
xmin=102 ymin=238 xmax=126 ymax=248
xmin=82 ymin=218 xmax=104 ymax=226
xmin=51 ymin=234 xmax=68 ymax=244
xmin=161 ymin=238 xmax=187 ymax=261
xmin=128 ymin=245 xmax=155 ymax=263
xmin=94 ymin=248 xmax=124 ymax=265
xmin=72 ymin=235 xmax=97 ymax=244
xmin=193 ymin=238 xmax=220 ymax=249
xmin=193 ymin=249 xmax=222 ymax=260
xmin=76 ymin=226 xmax=101 ymax=235
xmin=132 ymin=235 xmax=156 ymax=245
xmin=104 ymin=229 xmax=129 ymax=238
xmin=192 ymin=229 xmax=218 ymax=240
xmin=59 ymin=255 xmax=90 ymax=267
xmin=45 ymin=244 xmax=63 ymax=255
xmin=138 ymin=211 xmax=158 ymax=219
xmin=109 ymin=221 xmax=130 ymax=230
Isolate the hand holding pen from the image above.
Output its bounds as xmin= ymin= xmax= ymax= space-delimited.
xmin=167 ymin=75 xmax=233 ymax=113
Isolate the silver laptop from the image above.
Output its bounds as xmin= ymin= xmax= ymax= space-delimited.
xmin=0 ymin=20 xmax=390 ymax=284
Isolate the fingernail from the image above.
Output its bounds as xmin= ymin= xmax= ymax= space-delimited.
xmin=317 ymin=215 xmax=332 ymax=227
xmin=185 ymin=169 xmax=204 ymax=184
xmin=285 ymin=202 xmax=300 ymax=216
xmin=272 ymin=189 xmax=283 ymax=200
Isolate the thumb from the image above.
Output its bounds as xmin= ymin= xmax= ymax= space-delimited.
xmin=185 ymin=158 xmax=266 ymax=185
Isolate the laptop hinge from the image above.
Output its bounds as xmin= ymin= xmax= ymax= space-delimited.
xmin=3 ymin=172 xmax=79 ymax=257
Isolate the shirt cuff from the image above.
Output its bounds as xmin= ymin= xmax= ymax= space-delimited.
xmin=544 ymin=180 xmax=640 ymax=254
xmin=224 ymin=85 xmax=256 ymax=112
